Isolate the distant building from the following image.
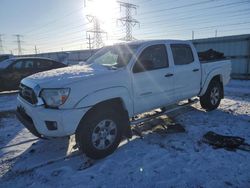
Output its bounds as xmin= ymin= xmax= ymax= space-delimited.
xmin=193 ymin=34 xmax=250 ymax=79
xmin=21 ymin=34 xmax=250 ymax=79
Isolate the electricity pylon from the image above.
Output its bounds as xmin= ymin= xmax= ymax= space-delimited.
xmin=86 ymin=15 xmax=107 ymax=49
xmin=117 ymin=1 xmax=139 ymax=41
xmin=14 ymin=34 xmax=24 ymax=55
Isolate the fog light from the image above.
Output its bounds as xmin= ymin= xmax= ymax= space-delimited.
xmin=45 ymin=121 xmax=58 ymax=130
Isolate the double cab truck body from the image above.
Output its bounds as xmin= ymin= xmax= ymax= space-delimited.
xmin=16 ymin=40 xmax=231 ymax=159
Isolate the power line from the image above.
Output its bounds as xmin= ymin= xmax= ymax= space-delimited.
xmin=132 ymin=21 xmax=250 ymax=39
xmin=23 ymin=7 xmax=83 ymax=35
xmin=133 ymin=10 xmax=250 ymax=34
xmin=137 ymin=0 xmax=221 ymax=17
xmin=26 ymin=0 xmax=249 ymax=45
xmin=137 ymin=0 xmax=250 ymax=21
xmin=117 ymin=1 xmax=140 ymax=41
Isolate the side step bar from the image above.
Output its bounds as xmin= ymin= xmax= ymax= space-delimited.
xmin=130 ymin=98 xmax=199 ymax=126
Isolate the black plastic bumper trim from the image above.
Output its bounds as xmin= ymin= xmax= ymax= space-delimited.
xmin=16 ymin=107 xmax=42 ymax=138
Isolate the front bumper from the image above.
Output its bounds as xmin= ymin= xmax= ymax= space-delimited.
xmin=16 ymin=95 xmax=90 ymax=137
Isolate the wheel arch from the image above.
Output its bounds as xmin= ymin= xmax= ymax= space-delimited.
xmin=76 ymin=97 xmax=132 ymax=138
xmin=199 ymin=73 xmax=224 ymax=98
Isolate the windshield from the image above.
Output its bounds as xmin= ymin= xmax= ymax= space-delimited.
xmin=0 ymin=59 xmax=15 ymax=69
xmin=86 ymin=44 xmax=139 ymax=68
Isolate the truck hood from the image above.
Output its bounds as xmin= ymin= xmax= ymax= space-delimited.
xmin=22 ymin=63 xmax=110 ymax=88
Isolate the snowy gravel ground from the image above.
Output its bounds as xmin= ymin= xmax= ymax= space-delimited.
xmin=0 ymin=80 xmax=249 ymax=188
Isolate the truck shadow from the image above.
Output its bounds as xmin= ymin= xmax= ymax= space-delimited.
xmin=0 ymin=136 xmax=71 ymax=181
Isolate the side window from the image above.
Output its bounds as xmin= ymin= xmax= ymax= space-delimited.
xmin=12 ymin=60 xmax=24 ymax=69
xmin=171 ymin=44 xmax=194 ymax=65
xmin=51 ymin=61 xmax=65 ymax=68
xmin=133 ymin=44 xmax=168 ymax=73
xmin=36 ymin=60 xmax=53 ymax=69
xmin=23 ymin=60 xmax=35 ymax=69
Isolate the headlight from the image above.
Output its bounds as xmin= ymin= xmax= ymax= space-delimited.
xmin=40 ymin=88 xmax=70 ymax=108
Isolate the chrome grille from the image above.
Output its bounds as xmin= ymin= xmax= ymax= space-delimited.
xmin=19 ymin=84 xmax=38 ymax=104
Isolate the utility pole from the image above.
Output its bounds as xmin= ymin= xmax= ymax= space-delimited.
xmin=86 ymin=15 xmax=107 ymax=49
xmin=86 ymin=34 xmax=93 ymax=50
xmin=34 ymin=45 xmax=38 ymax=54
xmin=14 ymin=34 xmax=23 ymax=55
xmin=215 ymin=30 xmax=218 ymax=37
xmin=0 ymin=34 xmax=4 ymax=54
xmin=192 ymin=31 xmax=195 ymax=40
xmin=117 ymin=1 xmax=139 ymax=41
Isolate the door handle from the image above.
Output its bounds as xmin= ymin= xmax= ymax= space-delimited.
xmin=165 ymin=73 xmax=174 ymax=77
xmin=193 ymin=69 xmax=199 ymax=72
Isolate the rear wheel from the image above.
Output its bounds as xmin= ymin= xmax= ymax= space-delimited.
xmin=76 ymin=107 xmax=124 ymax=159
xmin=200 ymin=80 xmax=222 ymax=111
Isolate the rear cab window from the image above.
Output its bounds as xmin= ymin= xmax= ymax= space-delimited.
xmin=171 ymin=44 xmax=194 ymax=65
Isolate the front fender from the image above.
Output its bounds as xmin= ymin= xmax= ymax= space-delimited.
xmin=74 ymin=86 xmax=134 ymax=117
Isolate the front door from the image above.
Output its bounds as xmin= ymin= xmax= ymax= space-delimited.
xmin=132 ymin=44 xmax=174 ymax=114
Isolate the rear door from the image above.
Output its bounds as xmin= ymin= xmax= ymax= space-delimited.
xmin=170 ymin=43 xmax=201 ymax=100
xmin=132 ymin=44 xmax=174 ymax=114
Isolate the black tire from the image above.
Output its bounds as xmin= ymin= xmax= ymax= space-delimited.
xmin=76 ymin=106 xmax=124 ymax=159
xmin=200 ymin=80 xmax=223 ymax=111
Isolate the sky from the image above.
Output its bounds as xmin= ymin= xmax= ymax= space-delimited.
xmin=0 ymin=0 xmax=250 ymax=55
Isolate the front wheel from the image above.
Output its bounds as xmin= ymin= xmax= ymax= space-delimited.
xmin=76 ymin=107 xmax=123 ymax=159
xmin=200 ymin=80 xmax=223 ymax=111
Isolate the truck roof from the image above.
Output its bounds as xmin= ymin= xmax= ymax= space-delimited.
xmin=8 ymin=57 xmax=59 ymax=62
xmin=116 ymin=39 xmax=191 ymax=46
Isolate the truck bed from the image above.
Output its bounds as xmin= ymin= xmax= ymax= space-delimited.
xmin=201 ymin=59 xmax=231 ymax=88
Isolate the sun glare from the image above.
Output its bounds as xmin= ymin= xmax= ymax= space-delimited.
xmin=86 ymin=0 xmax=119 ymax=35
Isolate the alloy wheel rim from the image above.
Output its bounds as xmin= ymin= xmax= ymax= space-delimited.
xmin=210 ymin=87 xmax=220 ymax=105
xmin=91 ymin=119 xmax=117 ymax=150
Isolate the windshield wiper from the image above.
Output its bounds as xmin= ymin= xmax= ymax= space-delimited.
xmin=106 ymin=65 xmax=118 ymax=70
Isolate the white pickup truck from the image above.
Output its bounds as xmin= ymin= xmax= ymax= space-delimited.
xmin=16 ymin=40 xmax=231 ymax=159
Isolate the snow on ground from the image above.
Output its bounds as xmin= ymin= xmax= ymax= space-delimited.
xmin=0 ymin=92 xmax=17 ymax=112
xmin=0 ymin=80 xmax=249 ymax=188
